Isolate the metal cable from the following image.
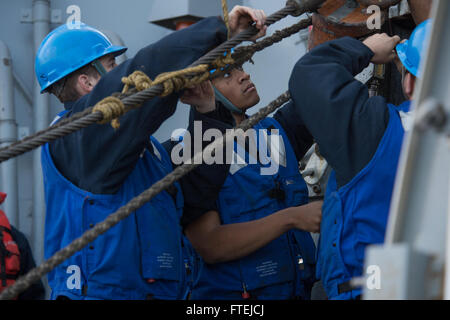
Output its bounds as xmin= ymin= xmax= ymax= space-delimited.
xmin=0 ymin=0 xmax=326 ymax=300
xmin=232 ymin=16 xmax=312 ymax=65
xmin=0 ymin=91 xmax=291 ymax=300
xmin=0 ymin=3 xmax=302 ymax=164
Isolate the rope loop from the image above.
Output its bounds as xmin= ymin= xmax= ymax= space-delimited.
xmin=92 ymin=96 xmax=125 ymax=129
xmin=121 ymin=70 xmax=153 ymax=93
xmin=152 ymin=64 xmax=210 ymax=96
xmin=222 ymin=0 xmax=231 ymax=39
xmin=0 ymin=0 xmax=325 ymax=299
xmin=213 ymin=50 xmax=235 ymax=69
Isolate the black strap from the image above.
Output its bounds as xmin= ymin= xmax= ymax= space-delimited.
xmin=0 ymin=231 xmax=18 ymax=287
xmin=0 ymin=226 xmax=12 ymax=235
xmin=338 ymin=281 xmax=354 ymax=295
xmin=0 ymin=238 xmax=7 ymax=287
xmin=0 ymin=274 xmax=16 ymax=280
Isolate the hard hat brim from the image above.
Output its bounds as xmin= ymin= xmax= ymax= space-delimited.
xmin=396 ymin=41 xmax=418 ymax=77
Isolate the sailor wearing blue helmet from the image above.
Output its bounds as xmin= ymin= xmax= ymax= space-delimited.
xmin=288 ymin=20 xmax=432 ymax=300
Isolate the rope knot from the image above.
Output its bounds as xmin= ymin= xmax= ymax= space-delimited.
xmin=92 ymin=96 xmax=125 ymax=129
xmin=121 ymin=70 xmax=153 ymax=93
xmin=209 ymin=50 xmax=237 ymax=78
xmin=213 ymin=50 xmax=235 ymax=69
xmin=152 ymin=64 xmax=210 ymax=96
xmin=154 ymin=72 xmax=187 ymax=96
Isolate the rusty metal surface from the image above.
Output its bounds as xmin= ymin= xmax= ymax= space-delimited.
xmin=308 ymin=0 xmax=388 ymax=49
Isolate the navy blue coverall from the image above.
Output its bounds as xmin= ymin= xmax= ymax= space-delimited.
xmin=49 ymin=17 xmax=227 ymax=195
xmin=289 ymin=36 xmax=398 ymax=188
xmin=43 ymin=17 xmax=228 ymax=300
xmin=289 ymin=36 xmax=410 ymax=299
xmin=179 ymin=100 xmax=314 ymax=228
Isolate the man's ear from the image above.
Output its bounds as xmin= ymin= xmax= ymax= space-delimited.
xmin=77 ymin=74 xmax=94 ymax=94
xmin=403 ymin=72 xmax=416 ymax=100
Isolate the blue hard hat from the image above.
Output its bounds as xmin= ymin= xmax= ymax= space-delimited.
xmin=396 ymin=19 xmax=432 ymax=77
xmin=35 ymin=23 xmax=127 ymax=93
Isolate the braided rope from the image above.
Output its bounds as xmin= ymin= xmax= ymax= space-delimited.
xmin=152 ymin=64 xmax=210 ymax=96
xmin=0 ymin=91 xmax=291 ymax=300
xmin=121 ymin=70 xmax=152 ymax=93
xmin=0 ymin=1 xmax=321 ymax=164
xmin=221 ymin=0 xmax=231 ymax=39
xmin=0 ymin=0 xmax=326 ymax=300
xmin=92 ymin=97 xmax=126 ymax=129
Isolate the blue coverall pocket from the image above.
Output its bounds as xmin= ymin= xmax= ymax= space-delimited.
xmin=239 ymin=236 xmax=295 ymax=294
xmin=317 ymin=192 xmax=351 ymax=299
xmin=280 ymin=175 xmax=309 ymax=207
xmin=136 ymin=199 xmax=182 ymax=283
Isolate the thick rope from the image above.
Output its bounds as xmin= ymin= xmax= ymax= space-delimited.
xmin=0 ymin=90 xmax=291 ymax=300
xmin=222 ymin=0 xmax=231 ymax=39
xmin=92 ymin=97 xmax=125 ymax=129
xmin=152 ymin=64 xmax=211 ymax=96
xmin=121 ymin=70 xmax=152 ymax=93
xmin=0 ymin=1 xmax=322 ymax=164
xmin=99 ymin=65 xmax=216 ymax=129
xmin=0 ymin=1 xmax=326 ymax=300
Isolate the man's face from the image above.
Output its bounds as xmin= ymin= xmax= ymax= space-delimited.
xmin=401 ymin=67 xmax=416 ymax=101
xmin=212 ymin=66 xmax=260 ymax=111
xmin=100 ymin=53 xmax=118 ymax=72
xmin=85 ymin=54 xmax=117 ymax=90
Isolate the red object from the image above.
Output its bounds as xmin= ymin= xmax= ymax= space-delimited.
xmin=0 ymin=192 xmax=6 ymax=204
xmin=147 ymin=278 xmax=156 ymax=284
xmin=175 ymin=20 xmax=196 ymax=31
xmin=241 ymin=291 xmax=251 ymax=299
xmin=0 ymin=198 xmax=20 ymax=298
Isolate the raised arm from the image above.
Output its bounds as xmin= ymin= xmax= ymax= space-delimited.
xmin=51 ymin=6 xmax=269 ymax=195
xmin=49 ymin=17 xmax=228 ymax=195
xmin=288 ymin=35 xmax=400 ymax=188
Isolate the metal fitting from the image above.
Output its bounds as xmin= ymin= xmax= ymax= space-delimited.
xmin=286 ymin=0 xmax=326 ymax=17
xmin=312 ymin=184 xmax=322 ymax=194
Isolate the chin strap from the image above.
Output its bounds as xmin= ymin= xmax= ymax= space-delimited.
xmin=91 ymin=60 xmax=108 ymax=77
xmin=213 ymin=86 xmax=245 ymax=115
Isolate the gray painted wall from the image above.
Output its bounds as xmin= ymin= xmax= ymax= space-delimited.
xmin=0 ymin=0 xmax=307 ymax=261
